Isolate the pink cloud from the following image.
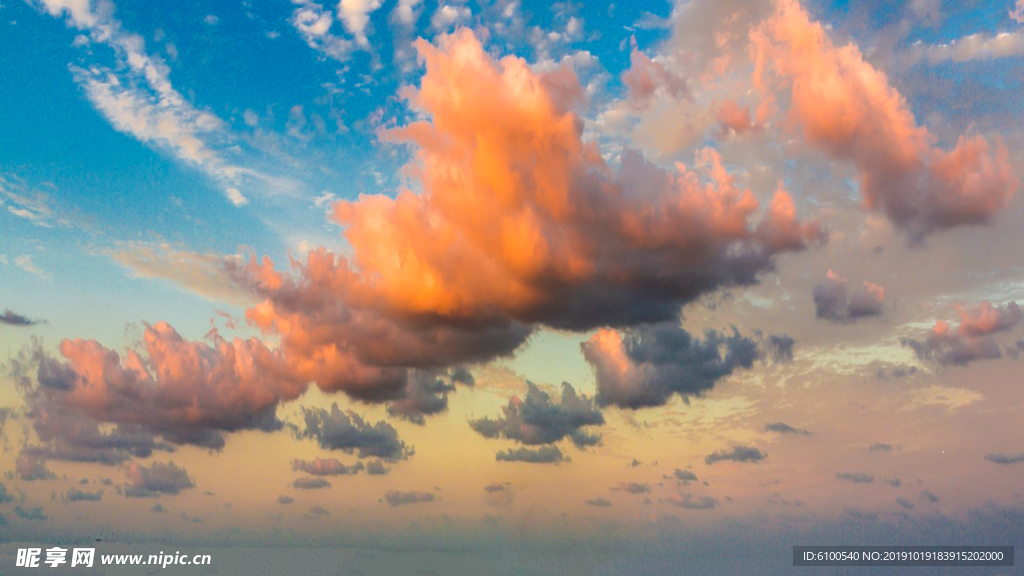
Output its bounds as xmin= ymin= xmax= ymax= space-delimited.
xmin=753 ymin=0 xmax=1018 ymax=241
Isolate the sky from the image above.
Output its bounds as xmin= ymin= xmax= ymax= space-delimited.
xmin=2 ymin=0 xmax=1024 ymax=574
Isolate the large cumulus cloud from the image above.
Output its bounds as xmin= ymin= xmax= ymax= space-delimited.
xmin=225 ymin=27 xmax=819 ymax=405
xmin=11 ymin=27 xmax=820 ymax=466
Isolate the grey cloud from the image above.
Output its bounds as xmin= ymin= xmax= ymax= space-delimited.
xmin=383 ymin=490 xmax=436 ymax=507
xmin=495 ymin=445 xmax=567 ymax=464
xmin=903 ymin=302 xmax=1022 ymax=366
xmin=14 ymin=506 xmax=46 ymax=521
xmin=896 ymin=497 xmax=914 ymax=510
xmin=836 ymin=472 xmax=875 ymax=484
xmin=292 ymin=458 xmax=364 ymax=476
xmin=1 ymin=309 xmax=42 ymax=326
xmin=765 ymin=422 xmax=810 ymax=435
xmin=705 ymin=445 xmax=767 ymax=465
xmin=300 ymin=403 xmax=411 ymax=461
xmin=470 ymin=382 xmax=603 ymax=448
xmin=66 ymin=488 xmax=102 ymax=502
xmin=585 ymin=497 xmax=612 ymax=507
xmin=387 ymin=368 xmax=474 ymax=425
xmin=483 ymin=483 xmax=504 ymax=493
xmin=921 ymin=490 xmax=940 ymax=503
xmin=813 ymin=272 xmax=885 ymax=323
xmin=616 ymin=482 xmax=650 ymax=494
xmin=0 ymin=483 xmax=13 ymax=503
xmin=764 ymin=334 xmax=795 ymax=363
xmin=306 ymin=505 xmax=330 ymax=518
xmin=668 ymin=495 xmax=717 ymax=510
xmin=125 ymin=462 xmax=195 ymax=497
xmin=278 ymin=495 xmax=294 ymax=504
xmin=365 ymin=460 xmax=389 ymax=475
xmin=673 ymin=469 xmax=698 ymax=483
xmin=583 ymin=323 xmax=781 ymax=409
xmin=152 ymin=503 xmax=165 ymax=512
xmin=293 ymin=477 xmax=331 ymax=490
xmin=16 ymin=454 xmax=56 ymax=481
xmin=985 ymin=453 xmax=1024 ymax=465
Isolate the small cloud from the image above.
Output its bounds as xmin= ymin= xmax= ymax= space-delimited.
xmin=705 ymin=445 xmax=767 ymax=465
xmin=615 ymin=482 xmax=650 ymax=494
xmin=293 ymin=477 xmax=331 ymax=490
xmin=125 ymin=462 xmax=195 ymax=497
xmin=921 ymin=490 xmax=940 ymax=503
xmin=66 ymin=488 xmax=102 ymax=502
xmin=365 ymin=460 xmax=389 ymax=475
xmin=812 ymin=270 xmax=885 ymax=323
xmin=585 ymin=497 xmax=612 ymax=507
xmin=14 ymin=506 xmax=47 ymax=521
xmin=383 ymin=490 xmax=436 ymax=507
xmin=1 ymin=309 xmax=43 ymax=326
xmin=305 ymin=505 xmax=329 ymax=519
xmin=765 ymin=422 xmax=811 ymax=436
xmin=667 ymin=495 xmax=717 ymax=510
xmin=278 ymin=495 xmax=294 ymax=505
xmin=984 ymin=453 xmax=1024 ymax=465
xmin=495 ymin=446 xmax=567 ymax=464
xmin=836 ymin=472 xmax=875 ymax=484
xmin=672 ymin=469 xmax=698 ymax=483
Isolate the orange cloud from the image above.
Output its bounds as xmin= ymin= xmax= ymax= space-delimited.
xmin=229 ymin=28 xmax=818 ymax=404
xmin=30 ymin=322 xmax=306 ymax=449
xmin=753 ymin=0 xmax=1018 ymax=241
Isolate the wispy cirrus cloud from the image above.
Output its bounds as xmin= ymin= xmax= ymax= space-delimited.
xmin=30 ymin=0 xmax=258 ymax=205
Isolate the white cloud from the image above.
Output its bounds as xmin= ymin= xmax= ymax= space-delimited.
xmin=338 ymin=0 xmax=382 ymax=45
xmin=31 ymin=0 xmax=253 ymax=206
xmin=903 ymin=31 xmax=1024 ymax=65
xmin=392 ymin=0 xmax=422 ymax=27
xmin=14 ymin=255 xmax=51 ymax=279
xmin=1012 ymin=0 xmax=1024 ymax=24
xmin=291 ymin=1 xmax=353 ymax=61
xmin=431 ymin=4 xmax=470 ymax=31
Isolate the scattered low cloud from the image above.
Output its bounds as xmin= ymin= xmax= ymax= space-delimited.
xmin=292 ymin=458 xmax=364 ymax=476
xmin=985 ymin=453 xmax=1024 ymax=465
xmin=293 ymin=477 xmax=331 ymax=490
xmin=66 ymin=488 xmax=102 ymax=502
xmin=495 ymin=445 xmax=567 ymax=464
xmin=836 ymin=472 xmax=875 ymax=484
xmin=1 ymin=309 xmax=42 ymax=326
xmin=812 ymin=270 xmax=885 ymax=323
xmin=300 ymin=404 xmax=411 ymax=461
xmin=383 ymin=490 xmax=436 ymax=507
xmin=904 ymin=302 xmax=1022 ymax=366
xmin=125 ymin=462 xmax=195 ymax=497
xmin=765 ymin=422 xmax=811 ymax=436
xmin=705 ymin=445 xmax=767 ymax=465
xmin=470 ymin=382 xmax=603 ymax=448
